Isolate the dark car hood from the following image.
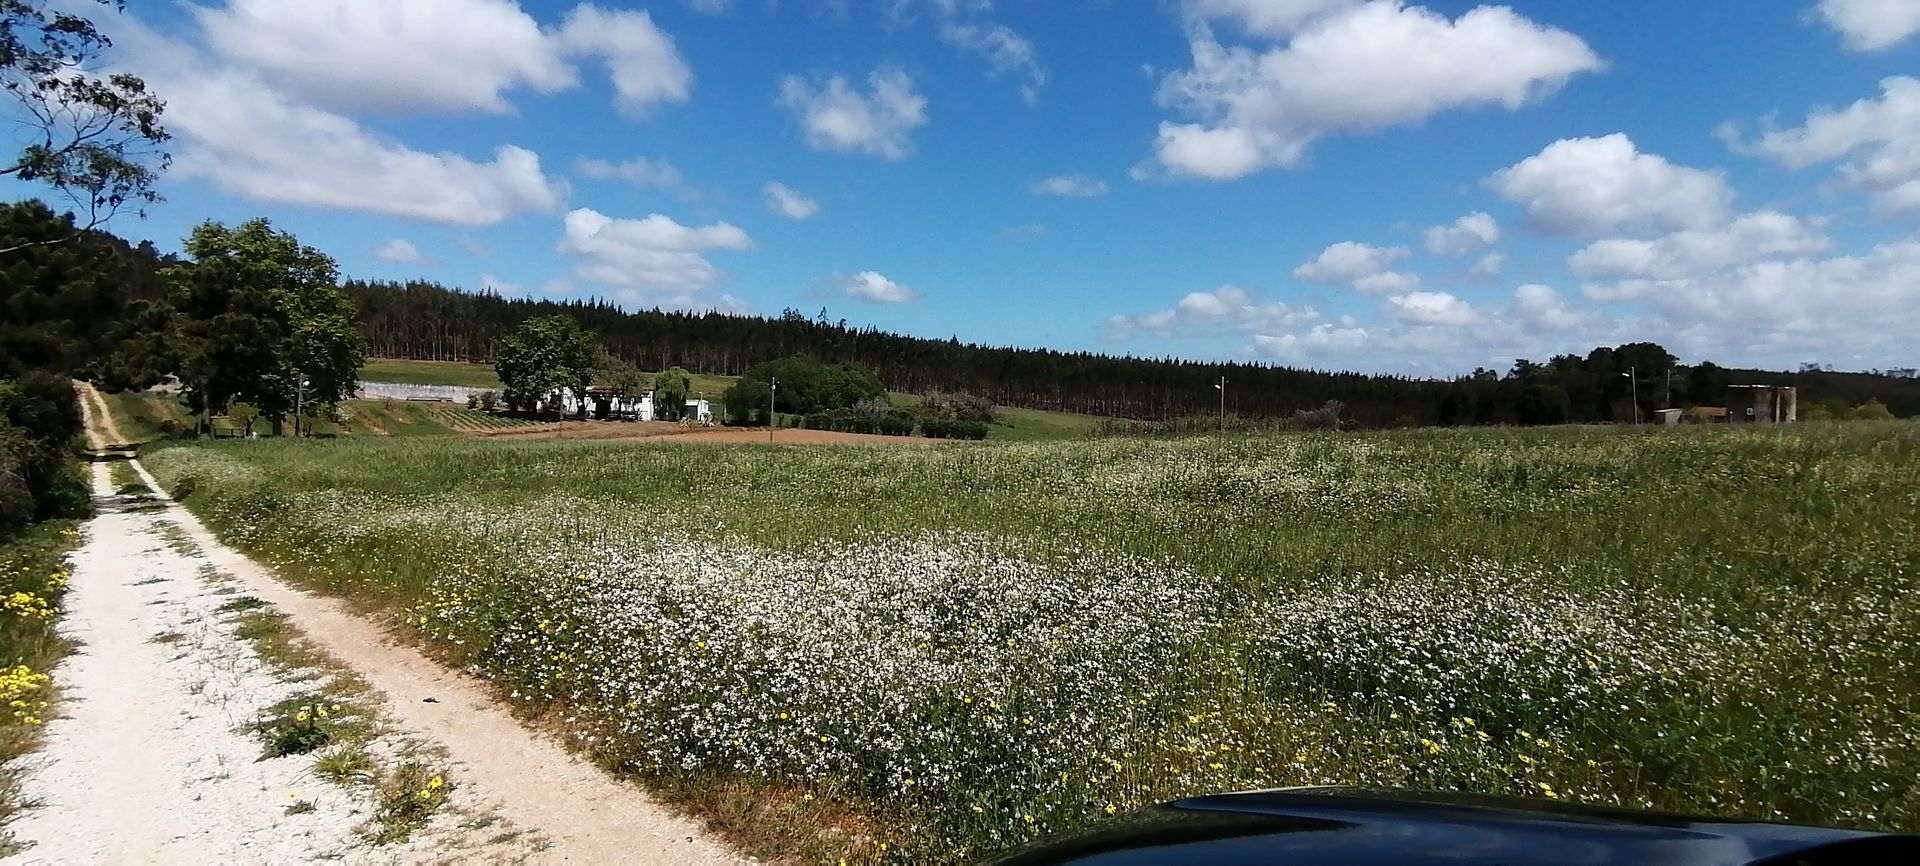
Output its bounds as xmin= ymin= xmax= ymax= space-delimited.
xmin=989 ymin=786 xmax=1916 ymax=865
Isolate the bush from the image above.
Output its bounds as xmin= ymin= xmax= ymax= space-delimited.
xmin=918 ymin=418 xmax=988 ymax=440
xmin=796 ymin=409 xmax=918 ymax=436
xmin=922 ymin=391 xmax=997 ymax=424
xmin=0 ymin=374 xmax=87 ymax=537
xmin=877 ymin=409 xmax=916 ymax=437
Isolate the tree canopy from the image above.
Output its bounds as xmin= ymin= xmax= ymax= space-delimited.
xmin=1 ymin=0 xmax=169 ymax=235
xmin=0 ymin=199 xmax=175 ymax=385
xmin=494 ymin=315 xmax=595 ymax=415
xmin=166 ymin=218 xmax=366 ymax=433
xmin=652 ymin=367 xmax=692 ymax=421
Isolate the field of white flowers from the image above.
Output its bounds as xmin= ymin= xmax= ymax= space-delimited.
xmin=146 ymin=423 xmax=1920 ymax=862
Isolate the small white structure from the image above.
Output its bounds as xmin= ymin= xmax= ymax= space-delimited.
xmin=683 ymin=399 xmax=714 ymax=423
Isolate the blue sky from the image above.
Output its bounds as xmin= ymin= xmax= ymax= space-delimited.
xmin=18 ymin=0 xmax=1920 ymax=375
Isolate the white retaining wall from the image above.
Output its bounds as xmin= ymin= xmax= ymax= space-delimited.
xmin=356 ymin=381 xmax=492 ymax=403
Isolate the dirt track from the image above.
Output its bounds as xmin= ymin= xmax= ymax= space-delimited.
xmin=15 ymin=385 xmax=748 ymax=864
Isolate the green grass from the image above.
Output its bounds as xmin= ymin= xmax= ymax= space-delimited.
xmin=143 ymin=422 xmax=1920 ymax=863
xmin=360 ymin=359 xmax=504 ymax=389
xmin=345 ymin=400 xmax=460 ymax=437
xmin=887 ymin=392 xmax=1104 ymax=441
xmin=985 ymin=405 xmax=1108 ymax=441
xmin=0 ymin=520 xmax=81 ymax=854
xmin=100 ymin=390 xmax=192 ymax=444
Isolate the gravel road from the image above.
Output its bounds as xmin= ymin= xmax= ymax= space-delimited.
xmin=3 ymin=386 xmax=747 ymax=864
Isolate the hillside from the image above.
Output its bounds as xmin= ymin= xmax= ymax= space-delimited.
xmin=345 ymin=281 xmax=1920 ymax=425
xmin=356 ymin=358 xmax=1105 ymax=442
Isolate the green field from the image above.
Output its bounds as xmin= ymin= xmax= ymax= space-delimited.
xmin=143 ymin=423 xmax=1920 ymax=862
xmin=358 ymin=358 xmax=505 ymax=389
xmin=359 ymin=358 xmax=1103 ymax=442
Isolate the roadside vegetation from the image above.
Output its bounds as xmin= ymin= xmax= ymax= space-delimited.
xmin=0 ymin=520 xmax=79 ymax=853
xmin=144 ymin=422 xmax=1920 ymax=862
xmin=0 ymin=374 xmax=91 ymax=850
xmin=225 ymin=601 xmax=462 ymax=847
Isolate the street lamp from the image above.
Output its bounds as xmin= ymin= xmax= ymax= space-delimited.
xmin=1215 ymin=376 xmax=1227 ymax=433
xmin=1620 ymin=367 xmax=1638 ymax=424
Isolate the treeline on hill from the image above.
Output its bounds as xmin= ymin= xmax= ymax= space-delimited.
xmin=0 ymin=202 xmax=175 ymax=537
xmin=2 ymin=200 xmax=367 ymax=428
xmin=718 ymin=355 xmax=992 ymax=439
xmin=345 ymin=280 xmax=1920 ymax=425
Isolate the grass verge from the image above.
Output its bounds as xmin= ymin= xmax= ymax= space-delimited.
xmin=0 ymin=521 xmax=81 ymax=854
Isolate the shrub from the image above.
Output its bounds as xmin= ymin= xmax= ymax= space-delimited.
xmin=922 ymin=391 xmax=997 ymax=424
xmin=877 ymin=410 xmax=916 ymax=437
xmin=921 ymin=418 xmax=988 ymax=440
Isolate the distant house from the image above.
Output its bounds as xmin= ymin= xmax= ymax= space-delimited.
xmin=1655 ymin=408 xmax=1684 ymax=425
xmin=1727 ymin=385 xmax=1798 ymax=423
xmin=586 ymin=386 xmax=654 ymax=421
xmin=683 ymin=399 xmax=714 ymax=423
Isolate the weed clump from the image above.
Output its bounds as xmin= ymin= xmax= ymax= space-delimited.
xmin=373 ymin=762 xmax=452 ymax=844
xmin=255 ymin=696 xmax=345 ymax=758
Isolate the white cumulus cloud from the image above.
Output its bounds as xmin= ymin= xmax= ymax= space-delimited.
xmin=1250 ymin=323 xmax=1373 ymax=359
xmin=763 ymin=182 xmax=821 ymax=219
xmin=1185 ymin=0 xmax=1365 ymax=37
xmin=1032 ymin=175 xmax=1110 ymax=197
xmin=837 ymin=271 xmax=920 ymax=304
xmin=778 ymin=68 xmax=929 ymax=160
xmin=170 ymin=71 xmax=567 ymax=225
xmin=192 ymin=0 xmax=575 ymax=114
xmin=1488 ymin=133 xmax=1733 ymax=237
xmin=1424 ymin=211 xmax=1501 ymax=255
xmin=1385 ymin=291 xmax=1477 ymax=326
xmin=1508 ymin=283 xmax=1584 ymax=331
xmin=1735 ymin=77 xmax=1920 ymax=213
xmin=374 ymin=239 xmax=428 ymax=264
xmin=1292 ymin=241 xmax=1419 ymax=293
xmin=1817 ymin=0 xmax=1920 ymax=51
xmin=1568 ymin=211 xmax=1830 ymax=281
xmin=553 ymin=4 xmax=692 ymax=118
xmin=192 ymin=1 xmax=689 ymax=118
xmin=940 ymin=22 xmax=1046 ymax=104
xmin=1150 ymin=1 xmax=1601 ymax=179
xmin=106 ymin=6 xmax=569 ymax=226
xmin=558 ymin=208 xmax=752 ymax=292
xmin=1107 ymin=285 xmax=1319 ymax=339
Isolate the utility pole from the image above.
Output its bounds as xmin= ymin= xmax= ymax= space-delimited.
xmin=1621 ymin=367 xmax=1639 ymax=424
xmin=1665 ymin=368 xmax=1673 ymax=410
xmin=769 ymin=377 xmax=778 ymax=444
xmin=1215 ymin=376 xmax=1227 ymax=433
xmin=293 ymin=375 xmax=307 ymax=437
